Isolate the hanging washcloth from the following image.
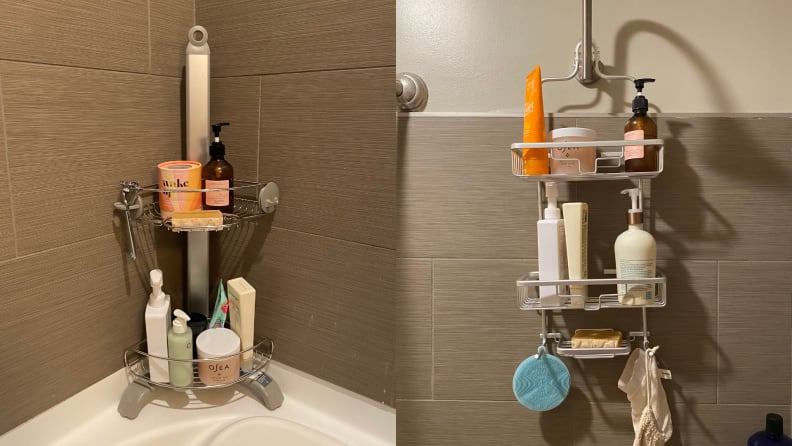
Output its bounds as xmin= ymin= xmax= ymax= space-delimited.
xmin=618 ymin=346 xmax=673 ymax=443
xmin=633 ymin=405 xmax=665 ymax=446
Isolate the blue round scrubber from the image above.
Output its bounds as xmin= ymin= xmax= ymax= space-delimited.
xmin=512 ymin=345 xmax=570 ymax=411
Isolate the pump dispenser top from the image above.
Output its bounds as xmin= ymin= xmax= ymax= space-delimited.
xmin=172 ymin=309 xmax=191 ymax=334
xmin=149 ymin=269 xmax=166 ymax=307
xmin=544 ymin=182 xmax=561 ymax=220
xmin=210 ymin=122 xmax=229 ymax=158
xmin=621 ymin=188 xmax=643 ymax=225
xmin=631 ymin=78 xmax=655 ymax=112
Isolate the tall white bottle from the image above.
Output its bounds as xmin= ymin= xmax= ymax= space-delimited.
xmin=614 ymin=188 xmax=656 ymax=305
xmin=537 ymin=182 xmax=567 ymax=306
xmin=146 ymin=269 xmax=171 ymax=382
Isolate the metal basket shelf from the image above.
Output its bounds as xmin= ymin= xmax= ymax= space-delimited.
xmin=141 ymin=197 xmax=264 ymax=232
xmin=510 ymin=139 xmax=664 ymax=181
xmin=124 ymin=336 xmax=274 ymax=391
xmin=517 ymin=270 xmax=667 ymax=310
xmin=555 ymin=339 xmax=632 ymax=359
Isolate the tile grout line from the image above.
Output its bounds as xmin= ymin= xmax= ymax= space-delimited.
xmin=0 ymin=75 xmax=19 ymax=258
xmin=0 ymin=59 xmax=180 ymax=79
xmin=211 ymin=64 xmax=396 ymax=80
xmin=147 ymin=0 xmax=152 ymax=74
xmin=256 ymin=76 xmax=262 ymax=183
xmin=430 ymin=258 xmax=435 ymax=400
xmin=715 ymin=260 xmax=720 ymax=404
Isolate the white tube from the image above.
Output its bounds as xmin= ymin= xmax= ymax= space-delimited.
xmin=563 ymin=203 xmax=589 ymax=306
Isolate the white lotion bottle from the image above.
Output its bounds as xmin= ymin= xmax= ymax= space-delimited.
xmin=615 ymin=188 xmax=656 ymax=305
xmin=537 ymin=182 xmax=567 ymax=306
xmin=145 ymin=269 xmax=172 ymax=382
xmin=168 ymin=310 xmax=193 ymax=387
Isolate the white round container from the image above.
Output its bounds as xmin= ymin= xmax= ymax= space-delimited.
xmin=196 ymin=328 xmax=241 ymax=385
xmin=549 ymin=127 xmax=597 ymax=174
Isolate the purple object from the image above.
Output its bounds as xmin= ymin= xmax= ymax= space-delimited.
xmin=748 ymin=414 xmax=792 ymax=446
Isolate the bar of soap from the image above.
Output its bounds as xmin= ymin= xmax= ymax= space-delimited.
xmin=571 ymin=329 xmax=622 ymax=348
xmin=171 ymin=210 xmax=223 ymax=228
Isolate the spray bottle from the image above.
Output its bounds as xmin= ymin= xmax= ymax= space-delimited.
xmin=614 ymin=188 xmax=656 ymax=305
xmin=537 ymin=182 xmax=567 ymax=306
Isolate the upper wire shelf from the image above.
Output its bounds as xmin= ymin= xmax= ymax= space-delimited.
xmin=510 ymin=139 xmax=664 ymax=181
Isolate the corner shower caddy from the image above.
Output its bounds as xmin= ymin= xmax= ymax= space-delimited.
xmin=113 ymin=180 xmax=281 ymax=418
xmin=511 ymin=139 xmax=666 ymax=359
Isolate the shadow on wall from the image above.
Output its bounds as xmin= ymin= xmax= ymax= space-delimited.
xmin=210 ymin=212 xmax=275 ymax=285
xmin=557 ymin=19 xmax=735 ymax=114
xmin=113 ymin=204 xmax=184 ymax=309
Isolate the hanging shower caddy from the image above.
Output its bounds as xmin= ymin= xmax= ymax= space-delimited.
xmin=512 ymin=140 xmax=666 ymax=359
xmin=511 ymin=0 xmax=669 ymax=359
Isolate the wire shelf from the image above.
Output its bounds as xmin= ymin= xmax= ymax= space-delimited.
xmin=124 ymin=336 xmax=274 ymax=391
xmin=510 ymin=139 xmax=664 ymax=181
xmin=141 ymin=197 xmax=265 ymax=232
xmin=517 ymin=270 xmax=666 ymax=310
xmin=555 ymin=339 xmax=632 ymax=359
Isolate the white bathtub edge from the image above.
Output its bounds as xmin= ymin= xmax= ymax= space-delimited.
xmin=0 ymin=361 xmax=396 ymax=446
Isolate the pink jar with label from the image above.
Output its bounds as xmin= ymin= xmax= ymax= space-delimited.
xmin=549 ymin=127 xmax=597 ymax=175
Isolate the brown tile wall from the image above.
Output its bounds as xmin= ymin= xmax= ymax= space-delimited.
xmin=197 ymin=0 xmax=397 ymax=405
xmin=397 ymin=115 xmax=792 ymax=444
xmin=0 ymin=0 xmax=193 ymax=435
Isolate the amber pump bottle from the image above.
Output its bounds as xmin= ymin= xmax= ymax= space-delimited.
xmin=202 ymin=122 xmax=234 ymax=214
xmin=624 ymin=78 xmax=658 ymax=172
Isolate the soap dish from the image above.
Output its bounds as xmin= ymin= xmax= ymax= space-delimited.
xmin=555 ymin=339 xmax=631 ymax=359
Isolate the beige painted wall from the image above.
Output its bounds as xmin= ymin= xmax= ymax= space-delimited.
xmin=397 ymin=0 xmax=790 ymax=113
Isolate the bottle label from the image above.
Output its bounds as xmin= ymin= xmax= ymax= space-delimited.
xmin=205 ymin=180 xmax=230 ymax=206
xmin=624 ymin=130 xmax=645 ymax=161
xmin=617 ymin=258 xmax=656 ymax=304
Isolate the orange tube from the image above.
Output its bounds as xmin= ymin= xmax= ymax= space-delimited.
xmin=522 ymin=65 xmax=548 ymax=175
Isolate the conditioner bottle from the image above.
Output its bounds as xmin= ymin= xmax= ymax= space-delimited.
xmin=145 ymin=269 xmax=171 ymax=383
xmin=168 ymin=310 xmax=194 ymax=387
xmin=614 ymin=188 xmax=656 ymax=305
xmin=203 ymin=122 xmax=234 ymax=214
xmin=624 ymin=78 xmax=659 ymax=172
xmin=537 ymin=182 xmax=566 ymax=306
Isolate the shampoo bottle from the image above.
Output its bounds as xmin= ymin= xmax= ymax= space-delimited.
xmin=624 ymin=78 xmax=659 ymax=172
xmin=537 ymin=182 xmax=566 ymax=306
xmin=168 ymin=310 xmax=194 ymax=387
xmin=202 ymin=122 xmax=234 ymax=214
xmin=145 ymin=269 xmax=171 ymax=382
xmin=748 ymin=413 xmax=792 ymax=445
xmin=614 ymin=188 xmax=656 ymax=305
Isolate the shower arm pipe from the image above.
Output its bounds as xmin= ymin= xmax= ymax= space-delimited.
xmin=541 ymin=0 xmax=637 ymax=86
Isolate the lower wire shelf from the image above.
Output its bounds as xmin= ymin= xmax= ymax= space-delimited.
xmin=123 ymin=336 xmax=274 ymax=391
xmin=517 ymin=270 xmax=667 ymax=310
xmin=555 ymin=339 xmax=632 ymax=359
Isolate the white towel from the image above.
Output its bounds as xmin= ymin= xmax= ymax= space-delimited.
xmin=618 ymin=347 xmax=672 ymax=443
